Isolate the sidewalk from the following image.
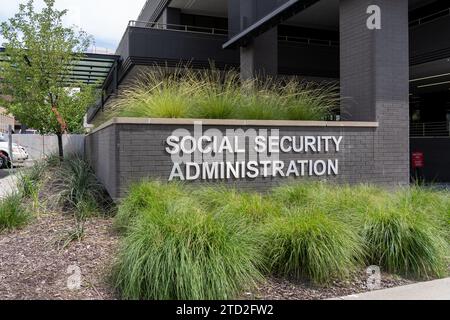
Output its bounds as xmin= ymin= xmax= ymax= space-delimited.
xmin=332 ymin=278 xmax=450 ymax=300
xmin=0 ymin=170 xmax=17 ymax=198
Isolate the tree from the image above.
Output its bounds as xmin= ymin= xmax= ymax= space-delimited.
xmin=0 ymin=0 xmax=97 ymax=159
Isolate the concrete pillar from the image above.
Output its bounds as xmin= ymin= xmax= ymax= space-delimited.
xmin=161 ymin=7 xmax=181 ymax=28
xmin=240 ymin=29 xmax=278 ymax=79
xmin=238 ymin=0 xmax=278 ymax=80
xmin=340 ymin=0 xmax=410 ymax=184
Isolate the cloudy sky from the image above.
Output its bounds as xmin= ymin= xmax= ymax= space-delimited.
xmin=0 ymin=0 xmax=147 ymax=53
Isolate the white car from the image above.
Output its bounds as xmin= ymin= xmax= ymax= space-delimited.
xmin=0 ymin=134 xmax=29 ymax=168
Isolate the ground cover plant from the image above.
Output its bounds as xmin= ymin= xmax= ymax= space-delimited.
xmin=0 ymin=162 xmax=46 ymax=232
xmin=0 ymin=156 xmax=111 ymax=238
xmin=0 ymin=192 xmax=31 ymax=232
xmin=113 ymin=181 xmax=450 ymax=300
xmin=93 ymin=68 xmax=339 ymax=126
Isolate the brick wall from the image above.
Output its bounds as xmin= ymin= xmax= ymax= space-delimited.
xmin=85 ymin=119 xmax=411 ymax=201
xmin=85 ymin=124 xmax=119 ymax=199
xmin=340 ymin=0 xmax=410 ymax=185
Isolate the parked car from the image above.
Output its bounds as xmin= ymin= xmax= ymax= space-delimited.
xmin=0 ymin=152 xmax=7 ymax=169
xmin=0 ymin=140 xmax=29 ymax=168
xmin=19 ymin=129 xmax=38 ymax=135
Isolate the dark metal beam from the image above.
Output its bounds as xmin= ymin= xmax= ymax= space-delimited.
xmin=223 ymin=0 xmax=320 ymax=49
xmin=83 ymin=53 xmax=120 ymax=61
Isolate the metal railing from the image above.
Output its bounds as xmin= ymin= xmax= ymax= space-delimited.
xmin=410 ymin=121 xmax=450 ymax=137
xmin=128 ymin=20 xmax=229 ymax=36
xmin=278 ymin=35 xmax=339 ymax=47
xmin=115 ymin=20 xmax=229 ymax=55
xmin=409 ymin=8 xmax=450 ymax=27
xmin=121 ymin=21 xmax=339 ymax=49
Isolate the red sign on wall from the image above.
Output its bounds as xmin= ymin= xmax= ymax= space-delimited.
xmin=412 ymin=152 xmax=424 ymax=169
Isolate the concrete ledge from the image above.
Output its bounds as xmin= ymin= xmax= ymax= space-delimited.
xmin=90 ymin=117 xmax=379 ymax=135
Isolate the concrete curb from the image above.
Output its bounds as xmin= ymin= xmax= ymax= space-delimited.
xmin=330 ymin=278 xmax=450 ymax=300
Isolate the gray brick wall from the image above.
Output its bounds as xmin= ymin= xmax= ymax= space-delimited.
xmin=340 ymin=0 xmax=410 ymax=185
xmin=85 ymin=122 xmax=403 ymax=201
xmin=85 ymin=125 xmax=119 ymax=198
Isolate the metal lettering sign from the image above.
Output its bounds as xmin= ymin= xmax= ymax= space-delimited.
xmin=165 ymin=122 xmax=343 ymax=181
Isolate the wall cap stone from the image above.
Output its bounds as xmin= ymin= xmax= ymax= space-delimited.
xmin=89 ymin=117 xmax=379 ymax=135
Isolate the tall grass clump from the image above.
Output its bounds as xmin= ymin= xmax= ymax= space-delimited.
xmin=192 ymin=186 xmax=281 ymax=224
xmin=363 ymin=204 xmax=449 ymax=279
xmin=190 ymin=69 xmax=240 ymax=119
xmin=100 ymin=67 xmax=339 ymax=123
xmin=113 ymin=179 xmax=449 ymax=298
xmin=53 ymin=157 xmax=110 ymax=218
xmin=191 ymin=185 xmax=242 ymax=211
xmin=393 ymin=186 xmax=450 ymax=235
xmin=263 ymin=209 xmax=364 ymax=284
xmin=272 ymin=79 xmax=339 ymax=121
xmin=16 ymin=160 xmax=46 ymax=199
xmin=0 ymin=193 xmax=31 ymax=232
xmin=113 ymin=197 xmax=264 ymax=300
xmin=112 ymin=68 xmax=195 ymax=119
xmin=219 ymin=192 xmax=282 ymax=224
xmin=114 ymin=180 xmax=184 ymax=232
xmin=272 ymin=182 xmax=386 ymax=227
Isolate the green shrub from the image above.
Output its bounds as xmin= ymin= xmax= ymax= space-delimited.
xmin=191 ymin=93 xmax=237 ymax=119
xmin=238 ymin=88 xmax=283 ymax=120
xmin=113 ymin=180 xmax=449 ymax=298
xmin=193 ymin=186 xmax=282 ymax=224
xmin=191 ymin=186 xmax=241 ymax=211
xmin=219 ymin=192 xmax=282 ymax=224
xmin=98 ymin=68 xmax=338 ymax=124
xmin=262 ymin=209 xmax=364 ymax=284
xmin=190 ymin=70 xmax=240 ymax=119
xmin=114 ymin=180 xmax=183 ymax=232
xmin=113 ymin=197 xmax=264 ymax=300
xmin=281 ymin=80 xmax=339 ymax=121
xmin=122 ymin=88 xmax=192 ymax=119
xmin=271 ymin=181 xmax=317 ymax=207
xmin=53 ymin=157 xmax=110 ymax=218
xmin=45 ymin=153 xmax=62 ymax=167
xmin=272 ymin=182 xmax=386 ymax=227
xmin=363 ymin=204 xmax=448 ymax=279
xmin=393 ymin=187 xmax=450 ymax=233
xmin=16 ymin=161 xmax=46 ymax=199
xmin=0 ymin=193 xmax=31 ymax=231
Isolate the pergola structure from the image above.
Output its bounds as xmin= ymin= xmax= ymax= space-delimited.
xmin=0 ymin=47 xmax=120 ymax=87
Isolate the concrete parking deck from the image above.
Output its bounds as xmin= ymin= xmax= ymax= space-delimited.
xmin=333 ymin=278 xmax=450 ymax=300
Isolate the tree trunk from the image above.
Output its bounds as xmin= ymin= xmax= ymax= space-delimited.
xmin=57 ymin=132 xmax=64 ymax=161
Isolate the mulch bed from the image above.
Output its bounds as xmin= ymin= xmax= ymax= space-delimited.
xmin=246 ymin=273 xmax=415 ymax=300
xmin=0 ymin=213 xmax=417 ymax=300
xmin=0 ymin=213 xmax=119 ymax=300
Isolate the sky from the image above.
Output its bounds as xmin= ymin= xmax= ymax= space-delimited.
xmin=0 ymin=0 xmax=147 ymax=53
